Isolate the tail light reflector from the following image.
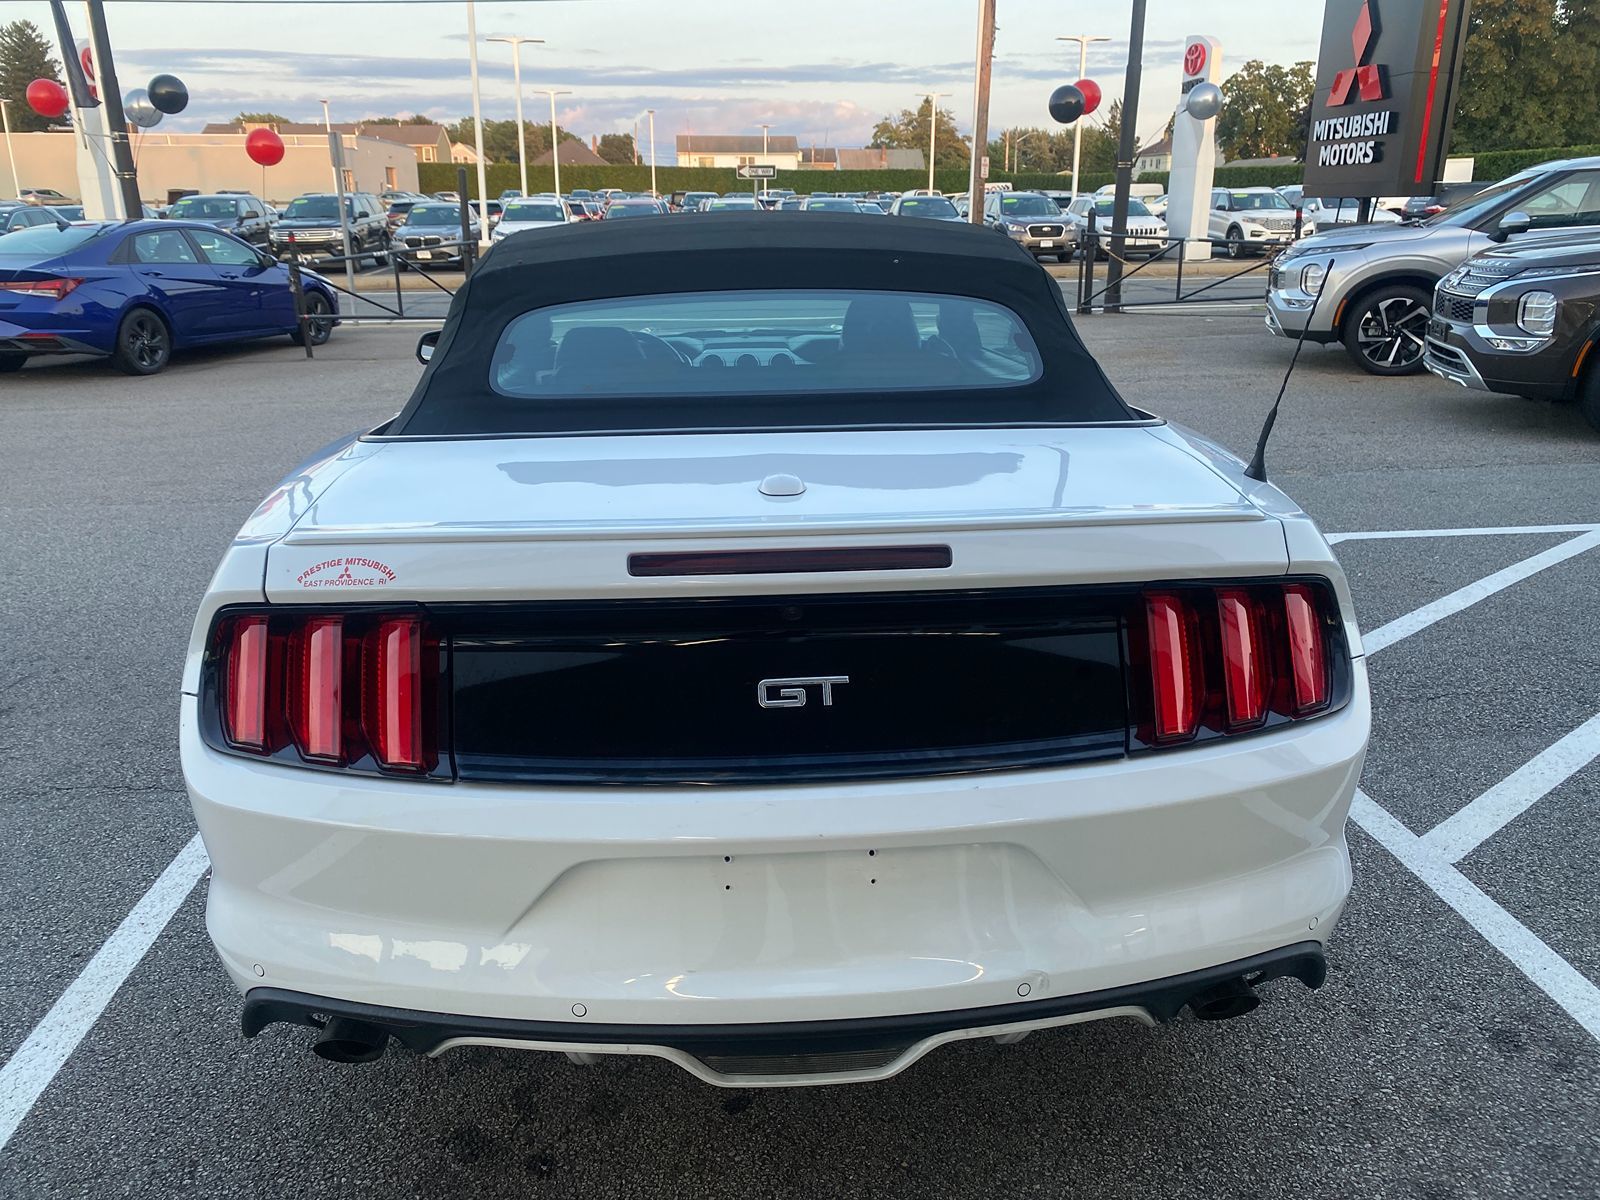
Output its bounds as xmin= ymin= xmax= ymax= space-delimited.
xmin=364 ymin=616 xmax=432 ymax=771
xmin=1216 ymin=589 xmax=1267 ymax=729
xmin=223 ymin=616 xmax=270 ymax=751
xmin=0 ymin=278 xmax=82 ymax=300
xmin=1283 ymin=584 xmax=1329 ymax=715
xmin=287 ymin=616 xmax=345 ymax=762
xmin=1145 ymin=593 xmax=1197 ymax=743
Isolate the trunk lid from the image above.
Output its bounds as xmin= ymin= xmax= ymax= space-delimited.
xmin=263 ymin=426 xmax=1287 ymax=600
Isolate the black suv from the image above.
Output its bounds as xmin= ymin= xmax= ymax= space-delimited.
xmin=165 ymin=193 xmax=275 ymax=247
xmin=1424 ymin=233 xmax=1600 ymax=432
xmin=269 ymin=191 xmax=389 ymax=264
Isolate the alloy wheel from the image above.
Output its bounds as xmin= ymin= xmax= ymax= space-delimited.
xmin=127 ymin=313 xmax=169 ymax=370
xmin=1356 ymin=295 xmax=1428 ymax=369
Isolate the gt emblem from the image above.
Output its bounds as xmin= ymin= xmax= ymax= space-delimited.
xmin=757 ymin=676 xmax=850 ymax=708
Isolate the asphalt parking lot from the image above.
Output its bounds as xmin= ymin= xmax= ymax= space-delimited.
xmin=2 ymin=310 xmax=1598 ymax=1199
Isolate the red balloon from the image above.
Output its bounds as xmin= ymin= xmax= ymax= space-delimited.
xmin=26 ymin=78 xmax=70 ymax=120
xmin=1075 ymin=79 xmax=1103 ymax=117
xmin=245 ymin=127 xmax=285 ymax=167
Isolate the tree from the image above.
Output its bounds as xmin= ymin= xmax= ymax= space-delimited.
xmin=1453 ymin=0 xmax=1600 ymax=151
xmin=363 ymin=114 xmax=434 ymax=126
xmin=446 ymin=118 xmax=580 ymax=164
xmin=870 ymin=97 xmax=969 ymax=169
xmin=1215 ymin=60 xmax=1314 ymax=161
xmin=596 ymin=132 xmax=636 ymax=165
xmin=234 ymin=112 xmax=291 ymax=126
xmin=0 ymin=20 xmax=64 ymax=133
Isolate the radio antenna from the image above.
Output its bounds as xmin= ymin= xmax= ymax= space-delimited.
xmin=1245 ymin=258 xmax=1335 ymax=483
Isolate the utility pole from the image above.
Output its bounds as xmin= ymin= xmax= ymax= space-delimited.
xmin=646 ymin=108 xmax=657 ymax=197
xmin=966 ymin=0 xmax=996 ymax=224
xmin=1104 ymin=0 xmax=1146 ymax=313
xmin=488 ymin=35 xmax=544 ymax=199
xmin=1057 ymin=34 xmax=1110 ymax=200
xmin=919 ymin=92 xmax=949 ymax=193
xmin=84 ymin=0 xmax=141 ymax=218
xmin=465 ymin=0 xmax=491 ymax=245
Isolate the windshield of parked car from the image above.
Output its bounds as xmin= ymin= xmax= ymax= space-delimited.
xmin=606 ymin=203 xmax=660 ymax=218
xmin=283 ymin=196 xmax=348 ymax=220
xmin=1083 ymin=199 xmax=1153 ymax=217
xmin=805 ymin=198 xmax=858 ymax=211
xmin=488 ymin=290 xmax=1042 ymax=406
xmin=997 ymin=194 xmax=1059 ymax=217
xmin=406 ymin=205 xmax=462 ymax=226
xmin=898 ymin=197 xmax=958 ymax=219
xmin=1228 ymin=191 xmax=1292 ymax=210
xmin=0 ymin=223 xmax=107 ymax=257
xmin=169 ymin=197 xmax=239 ymax=219
xmin=1428 ymin=173 xmax=1549 ymax=227
xmin=503 ymin=203 xmax=565 ymax=223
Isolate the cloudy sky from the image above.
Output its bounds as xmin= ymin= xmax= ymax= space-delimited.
xmin=0 ymin=0 xmax=1325 ymax=151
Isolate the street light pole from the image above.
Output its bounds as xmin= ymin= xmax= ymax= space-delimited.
xmin=0 ymin=101 xmax=18 ymax=200
xmin=465 ymin=1 xmax=491 ymax=245
xmin=757 ymin=122 xmax=771 ymax=196
xmin=919 ymin=92 xmax=950 ymax=193
xmin=1057 ymin=34 xmax=1110 ymax=200
xmin=646 ymin=108 xmax=657 ymax=197
xmin=536 ymin=89 xmax=573 ymax=197
xmin=488 ymin=35 xmax=545 ymax=199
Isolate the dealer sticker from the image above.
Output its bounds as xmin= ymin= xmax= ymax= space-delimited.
xmin=296 ymin=557 xmax=396 ymax=588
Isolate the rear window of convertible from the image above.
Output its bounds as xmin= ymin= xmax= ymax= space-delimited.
xmin=490 ymin=289 xmax=1043 ymax=399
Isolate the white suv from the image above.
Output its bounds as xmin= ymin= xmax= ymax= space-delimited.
xmin=1209 ymin=187 xmax=1301 ymax=257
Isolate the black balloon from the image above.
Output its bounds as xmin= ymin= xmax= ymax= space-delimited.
xmin=147 ymin=74 xmax=189 ymax=115
xmin=1048 ymin=84 xmax=1086 ymax=124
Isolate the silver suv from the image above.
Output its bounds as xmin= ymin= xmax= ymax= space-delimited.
xmin=1266 ymin=157 xmax=1600 ymax=375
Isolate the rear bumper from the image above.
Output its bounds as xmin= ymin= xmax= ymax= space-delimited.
xmin=243 ymin=941 xmax=1327 ymax=1086
xmin=184 ymin=652 xmax=1367 ymax=1046
xmin=0 ymin=324 xmax=107 ymax=356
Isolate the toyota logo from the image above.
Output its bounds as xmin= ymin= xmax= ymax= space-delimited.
xmin=1183 ymin=43 xmax=1207 ymax=76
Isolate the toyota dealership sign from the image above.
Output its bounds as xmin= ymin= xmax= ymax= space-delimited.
xmin=1301 ymin=0 xmax=1474 ymax=198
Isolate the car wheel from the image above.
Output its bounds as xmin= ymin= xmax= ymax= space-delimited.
xmin=1342 ymin=284 xmax=1431 ymax=375
xmin=0 ymin=353 xmax=27 ymax=374
xmin=1225 ymin=226 xmax=1246 ymax=259
xmin=1578 ymin=348 xmax=1600 ymax=434
xmin=373 ymin=236 xmax=390 ymax=267
xmin=1056 ymin=250 xmax=1073 ymax=263
xmin=110 ymin=308 xmax=171 ymax=376
xmin=291 ymin=291 xmax=334 ymax=347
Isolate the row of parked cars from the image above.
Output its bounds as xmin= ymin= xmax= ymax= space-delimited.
xmin=1265 ymin=154 xmax=1600 ymax=432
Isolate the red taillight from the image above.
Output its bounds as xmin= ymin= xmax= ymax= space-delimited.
xmin=0 ymin=278 xmax=83 ymax=300
xmin=1283 ymin=584 xmax=1329 ymax=715
xmin=287 ymin=616 xmax=345 ymax=762
xmin=1135 ymin=582 xmax=1340 ymax=749
xmin=1216 ymin=589 xmax=1267 ymax=729
xmin=1145 ymin=593 xmax=1198 ymax=743
xmin=223 ymin=616 xmax=270 ymax=751
xmin=364 ymin=616 xmax=432 ymax=771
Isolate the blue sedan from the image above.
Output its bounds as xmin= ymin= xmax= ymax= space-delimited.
xmin=0 ymin=219 xmax=340 ymax=375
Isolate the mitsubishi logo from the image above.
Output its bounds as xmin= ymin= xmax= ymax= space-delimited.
xmin=1329 ymin=0 xmax=1386 ymax=106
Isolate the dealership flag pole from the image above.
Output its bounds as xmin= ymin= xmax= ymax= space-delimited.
xmin=466 ymin=0 xmax=491 ymax=247
xmin=1058 ymin=35 xmax=1109 ymax=199
xmin=84 ymin=0 xmax=142 ymax=219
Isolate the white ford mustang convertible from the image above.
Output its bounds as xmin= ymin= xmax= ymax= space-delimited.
xmin=181 ymin=213 xmax=1369 ymax=1087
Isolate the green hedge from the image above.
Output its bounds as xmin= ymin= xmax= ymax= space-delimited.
xmin=1136 ymin=163 xmax=1306 ymax=190
xmin=1464 ymin=143 xmax=1600 ymax=181
xmin=418 ymin=161 xmax=1114 ymax=198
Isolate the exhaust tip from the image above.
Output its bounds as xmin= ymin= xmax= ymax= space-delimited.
xmin=1187 ymin=977 xmax=1261 ymax=1022
xmin=313 ymin=1017 xmax=389 ymax=1064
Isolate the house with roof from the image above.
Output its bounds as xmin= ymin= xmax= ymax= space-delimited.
xmin=531 ymin=140 xmax=608 ymax=167
xmin=202 ymin=121 xmax=453 ymax=164
xmin=1133 ymin=133 xmax=1173 ymax=179
xmin=674 ymin=134 xmax=801 ymax=171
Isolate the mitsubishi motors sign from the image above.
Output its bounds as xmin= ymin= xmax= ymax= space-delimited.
xmin=1301 ymin=0 xmax=1473 ymax=198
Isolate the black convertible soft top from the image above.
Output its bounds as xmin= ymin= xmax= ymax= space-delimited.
xmin=389 ymin=211 xmax=1138 ymax=437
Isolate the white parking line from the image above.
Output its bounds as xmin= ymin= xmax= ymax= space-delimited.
xmin=1328 ymin=523 xmax=1600 ymax=544
xmin=0 ymin=835 xmax=209 ymax=1153
xmin=1361 ymin=530 xmax=1600 ymax=654
xmin=1351 ymin=791 xmax=1600 ymax=1042
xmin=1422 ymin=713 xmax=1600 ymax=864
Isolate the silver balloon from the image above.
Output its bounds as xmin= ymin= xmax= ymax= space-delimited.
xmin=123 ymin=88 xmax=162 ymax=129
xmin=1185 ymin=82 xmax=1223 ymax=121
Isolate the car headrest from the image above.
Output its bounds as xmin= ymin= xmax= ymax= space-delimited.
xmin=841 ymin=297 xmax=919 ymax=356
xmin=554 ymin=325 xmax=645 ymax=372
